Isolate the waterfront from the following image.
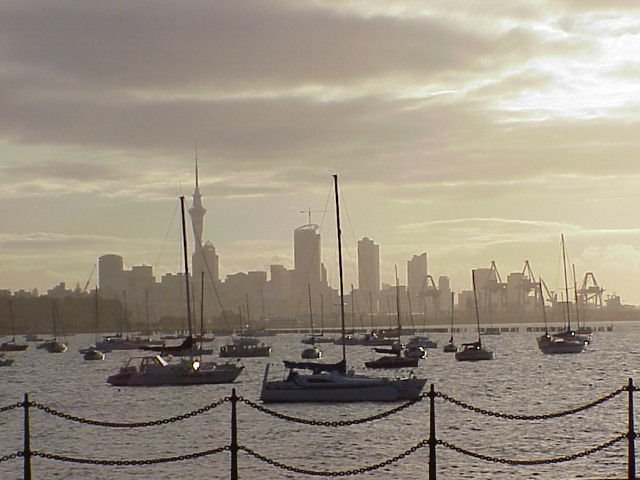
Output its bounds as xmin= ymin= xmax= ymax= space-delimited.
xmin=1 ymin=325 xmax=638 ymax=479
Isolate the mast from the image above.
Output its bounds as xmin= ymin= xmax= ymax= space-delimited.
xmin=94 ymin=286 xmax=99 ymax=344
xmin=200 ymin=271 xmax=205 ymax=362
xmin=180 ymin=196 xmax=193 ymax=340
xmin=561 ymin=234 xmax=572 ymax=330
xmin=449 ymin=291 xmax=455 ymax=343
xmin=9 ymin=298 xmax=15 ymax=342
xmin=572 ymin=264 xmax=582 ymax=329
xmin=539 ymin=280 xmax=549 ymax=333
xmin=333 ymin=174 xmax=347 ymax=365
xmin=394 ymin=265 xmax=401 ymax=341
xmin=307 ymin=283 xmax=315 ymax=347
xmin=471 ymin=270 xmax=482 ymax=345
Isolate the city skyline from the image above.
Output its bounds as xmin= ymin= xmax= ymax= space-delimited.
xmin=2 ymin=2 xmax=640 ymax=303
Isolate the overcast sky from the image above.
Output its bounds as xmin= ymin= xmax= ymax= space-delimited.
xmin=1 ymin=0 xmax=640 ymax=304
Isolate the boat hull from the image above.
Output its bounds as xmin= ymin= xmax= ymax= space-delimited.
xmin=107 ymin=357 xmax=244 ymax=387
xmin=260 ymin=369 xmax=426 ymax=403
xmin=455 ymin=349 xmax=494 ymax=361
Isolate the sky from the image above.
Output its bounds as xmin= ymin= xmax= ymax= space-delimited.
xmin=1 ymin=0 xmax=640 ymax=304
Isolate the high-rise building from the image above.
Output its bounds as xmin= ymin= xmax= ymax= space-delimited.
xmin=98 ymin=254 xmax=124 ymax=299
xmin=407 ymin=252 xmax=427 ymax=297
xmin=358 ymin=237 xmax=380 ymax=312
xmin=294 ymin=224 xmax=322 ymax=291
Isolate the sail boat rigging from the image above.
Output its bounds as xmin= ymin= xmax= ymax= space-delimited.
xmin=365 ymin=266 xmax=422 ymax=368
xmin=537 ymin=277 xmax=585 ymax=354
xmin=443 ymin=292 xmax=457 ymax=353
xmin=107 ymin=196 xmax=243 ymax=386
xmin=82 ymin=287 xmax=106 ymax=360
xmin=0 ymin=298 xmax=28 ymax=352
xmin=301 ymin=284 xmax=322 ymax=359
xmin=455 ymin=270 xmax=494 ymax=361
xmin=260 ymin=174 xmax=426 ymax=402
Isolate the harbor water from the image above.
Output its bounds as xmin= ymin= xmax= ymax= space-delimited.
xmin=1 ymin=324 xmax=638 ymax=479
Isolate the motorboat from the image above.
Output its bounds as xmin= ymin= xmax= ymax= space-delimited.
xmin=406 ymin=335 xmax=437 ymax=350
xmin=220 ymin=336 xmax=271 ymax=358
xmin=260 ymin=175 xmax=426 ymax=403
xmin=404 ymin=344 xmax=427 ymax=359
xmin=443 ymin=341 xmax=457 ymax=353
xmin=260 ymin=361 xmax=426 ymax=403
xmin=83 ymin=346 xmax=106 ymax=361
xmin=0 ymin=352 xmax=14 ymax=367
xmin=301 ymin=345 xmax=322 ymax=359
xmin=455 ymin=341 xmax=495 ymax=361
xmin=0 ymin=339 xmax=28 ymax=352
xmin=107 ymin=355 xmax=244 ymax=386
xmin=44 ymin=339 xmax=68 ymax=353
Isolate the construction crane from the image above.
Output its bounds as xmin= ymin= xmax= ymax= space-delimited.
xmin=578 ymin=272 xmax=604 ymax=308
xmin=299 ymin=208 xmax=328 ymax=225
xmin=83 ymin=264 xmax=96 ymax=292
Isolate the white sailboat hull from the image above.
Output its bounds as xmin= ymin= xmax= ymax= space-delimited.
xmin=260 ymin=367 xmax=426 ymax=403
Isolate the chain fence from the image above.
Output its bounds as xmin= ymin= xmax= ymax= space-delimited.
xmin=436 ymin=385 xmax=626 ymax=420
xmin=28 ymin=397 xmax=230 ymax=427
xmin=0 ymin=382 xmax=638 ymax=477
xmin=239 ymin=395 xmax=421 ymax=426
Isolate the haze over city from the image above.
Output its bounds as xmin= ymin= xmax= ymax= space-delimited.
xmin=2 ymin=1 xmax=640 ymax=304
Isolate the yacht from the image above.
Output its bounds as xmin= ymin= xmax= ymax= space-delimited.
xmin=260 ymin=175 xmax=426 ymax=402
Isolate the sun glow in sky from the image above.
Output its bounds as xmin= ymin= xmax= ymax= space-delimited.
xmin=2 ymin=0 xmax=640 ymax=303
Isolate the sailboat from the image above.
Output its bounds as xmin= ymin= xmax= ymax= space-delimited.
xmin=537 ymin=278 xmax=585 ymax=354
xmin=43 ymin=299 xmax=68 ymax=353
xmin=443 ymin=292 xmax=457 ymax=353
xmin=81 ymin=287 xmax=106 ymax=361
xmin=455 ymin=270 xmax=494 ymax=361
xmin=0 ymin=299 xmax=28 ymax=352
xmin=552 ymin=235 xmax=590 ymax=344
xmin=301 ymin=294 xmax=335 ymax=344
xmin=220 ymin=297 xmax=272 ymax=358
xmin=107 ymin=196 xmax=244 ymax=387
xmin=260 ymin=175 xmax=426 ymax=402
xmin=405 ymin=289 xmax=437 ymax=351
xmin=365 ymin=267 xmax=421 ymax=368
xmin=301 ymin=284 xmax=322 ymax=359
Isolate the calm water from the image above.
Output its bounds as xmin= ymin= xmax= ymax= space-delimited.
xmin=1 ymin=325 xmax=639 ymax=479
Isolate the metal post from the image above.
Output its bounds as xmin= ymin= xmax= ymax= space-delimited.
xmin=629 ymin=378 xmax=636 ymax=480
xmin=23 ymin=393 xmax=31 ymax=480
xmin=230 ymin=388 xmax=238 ymax=480
xmin=428 ymin=383 xmax=436 ymax=480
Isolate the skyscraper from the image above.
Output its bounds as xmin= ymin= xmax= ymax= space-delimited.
xmin=407 ymin=252 xmax=427 ymax=296
xmin=294 ymin=224 xmax=322 ymax=291
xmin=189 ymin=152 xmax=208 ymax=278
xmin=358 ymin=237 xmax=380 ymax=312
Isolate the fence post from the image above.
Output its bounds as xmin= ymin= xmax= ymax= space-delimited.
xmin=23 ymin=393 xmax=31 ymax=480
xmin=629 ymin=378 xmax=636 ymax=480
xmin=230 ymin=388 xmax=238 ymax=480
xmin=428 ymin=383 xmax=436 ymax=480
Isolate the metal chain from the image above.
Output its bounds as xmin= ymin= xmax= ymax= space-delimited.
xmin=0 ymin=451 xmax=23 ymax=463
xmin=29 ymin=397 xmax=230 ymax=427
xmin=239 ymin=396 xmax=421 ymax=426
xmin=437 ymin=433 xmax=626 ymax=465
xmin=239 ymin=440 xmax=428 ymax=476
xmin=436 ymin=386 xmax=625 ymax=420
xmin=0 ymin=401 xmax=22 ymax=414
xmin=31 ymin=446 xmax=230 ymax=466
